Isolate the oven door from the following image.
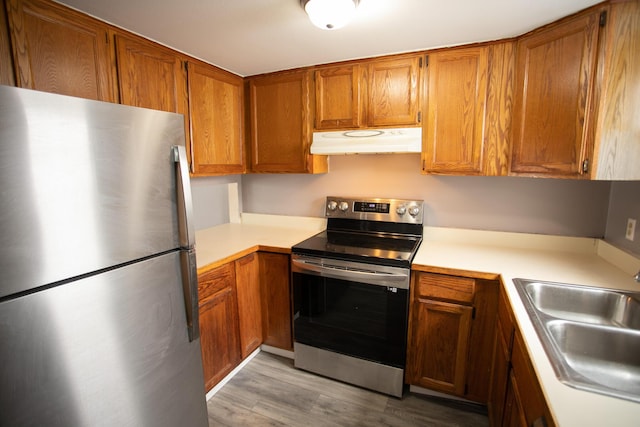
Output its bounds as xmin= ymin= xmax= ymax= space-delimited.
xmin=291 ymin=255 xmax=410 ymax=368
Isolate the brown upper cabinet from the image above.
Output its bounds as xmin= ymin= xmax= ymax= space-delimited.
xmin=313 ymin=55 xmax=423 ymax=131
xmin=366 ymin=55 xmax=423 ymax=127
xmin=114 ymin=32 xmax=190 ymax=145
xmin=314 ymin=64 xmax=362 ymax=130
xmin=248 ymin=69 xmax=327 ymax=173
xmin=510 ymin=8 xmax=602 ymax=178
xmin=422 ymin=46 xmax=488 ymax=175
xmin=187 ymin=61 xmax=245 ymax=176
xmin=590 ymin=0 xmax=640 ymax=180
xmin=4 ymin=0 xmax=117 ymax=101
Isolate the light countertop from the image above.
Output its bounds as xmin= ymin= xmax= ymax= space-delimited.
xmin=414 ymin=227 xmax=640 ymax=427
xmin=195 ymin=215 xmax=640 ymax=426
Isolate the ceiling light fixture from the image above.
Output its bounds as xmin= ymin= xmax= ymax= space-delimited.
xmin=301 ymin=0 xmax=359 ymax=30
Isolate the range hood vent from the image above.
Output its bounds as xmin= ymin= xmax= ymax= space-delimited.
xmin=310 ymin=127 xmax=422 ymax=155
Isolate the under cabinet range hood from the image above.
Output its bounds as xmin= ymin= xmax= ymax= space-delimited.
xmin=310 ymin=127 xmax=422 ymax=154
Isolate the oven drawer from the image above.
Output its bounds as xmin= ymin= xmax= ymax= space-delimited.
xmin=416 ymin=272 xmax=475 ymax=304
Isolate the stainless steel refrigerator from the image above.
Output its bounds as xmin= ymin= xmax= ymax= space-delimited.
xmin=0 ymin=85 xmax=208 ymax=426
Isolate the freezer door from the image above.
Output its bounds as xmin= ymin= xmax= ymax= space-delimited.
xmin=0 ymin=86 xmax=186 ymax=298
xmin=0 ymin=252 xmax=208 ymax=427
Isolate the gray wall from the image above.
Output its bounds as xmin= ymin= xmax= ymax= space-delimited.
xmin=605 ymin=181 xmax=640 ymax=256
xmin=242 ymin=154 xmax=611 ymax=237
xmin=190 ymin=175 xmax=242 ymax=230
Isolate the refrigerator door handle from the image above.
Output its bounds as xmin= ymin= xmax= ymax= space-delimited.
xmin=173 ymin=145 xmax=199 ymax=341
xmin=173 ymin=145 xmax=195 ymax=249
xmin=180 ymin=248 xmax=200 ymax=341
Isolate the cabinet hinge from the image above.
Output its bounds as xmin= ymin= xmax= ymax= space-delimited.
xmin=424 ymin=55 xmax=429 ymax=67
xmin=600 ymin=10 xmax=607 ymax=27
xmin=472 ymin=307 xmax=476 ymax=319
xmin=417 ymin=111 xmax=422 ymax=123
xmin=105 ymin=33 xmax=108 ymax=44
xmin=582 ymin=159 xmax=590 ymax=174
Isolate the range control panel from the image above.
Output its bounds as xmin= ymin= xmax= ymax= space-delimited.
xmin=325 ymin=196 xmax=424 ymax=224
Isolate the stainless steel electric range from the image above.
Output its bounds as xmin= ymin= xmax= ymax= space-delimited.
xmin=291 ymin=196 xmax=424 ymax=397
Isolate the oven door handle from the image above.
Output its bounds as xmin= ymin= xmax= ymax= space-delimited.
xmin=292 ymin=258 xmax=410 ymax=289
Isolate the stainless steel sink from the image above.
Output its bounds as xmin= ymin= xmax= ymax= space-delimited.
xmin=513 ymin=278 xmax=640 ymax=403
xmin=524 ymin=281 xmax=640 ymax=330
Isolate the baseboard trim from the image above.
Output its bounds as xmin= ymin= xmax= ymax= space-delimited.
xmin=205 ymin=347 xmax=261 ymax=401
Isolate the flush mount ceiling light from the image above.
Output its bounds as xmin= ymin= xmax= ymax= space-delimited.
xmin=301 ymin=0 xmax=359 ymax=30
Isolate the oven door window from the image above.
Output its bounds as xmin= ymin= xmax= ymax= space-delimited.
xmin=293 ymin=272 xmax=408 ymax=368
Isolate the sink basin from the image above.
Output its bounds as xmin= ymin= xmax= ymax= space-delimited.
xmin=523 ymin=281 xmax=640 ymax=330
xmin=547 ymin=320 xmax=640 ymax=400
xmin=513 ymin=278 xmax=640 ymax=403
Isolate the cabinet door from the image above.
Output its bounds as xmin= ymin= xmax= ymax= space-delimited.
xmin=488 ymin=320 xmax=511 ymax=426
xmin=187 ymin=61 xmax=245 ymax=176
xmin=366 ymin=56 xmax=422 ymax=127
xmin=1 ymin=0 xmax=15 ymax=86
xmin=510 ymin=331 xmax=555 ymax=427
xmin=114 ymin=33 xmax=189 ymax=143
xmin=423 ymin=47 xmax=488 ymax=174
xmin=503 ymin=372 xmax=529 ymax=427
xmin=5 ymin=0 xmax=116 ymax=101
xmin=259 ymin=252 xmax=292 ymax=350
xmin=408 ymin=298 xmax=473 ymax=395
xmin=511 ymin=10 xmax=601 ymax=177
xmin=234 ymin=252 xmax=262 ymax=359
xmin=592 ymin=1 xmax=640 ymax=180
xmin=198 ymin=263 xmax=241 ymax=392
xmin=314 ymin=64 xmax=362 ymax=129
xmin=248 ymin=70 xmax=326 ymax=173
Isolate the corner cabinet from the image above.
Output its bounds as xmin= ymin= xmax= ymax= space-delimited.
xmin=4 ymin=0 xmax=117 ymax=101
xmin=406 ymin=271 xmax=498 ymax=403
xmin=248 ymin=70 xmax=327 ymax=173
xmin=197 ymin=250 xmax=293 ymax=392
xmin=510 ymin=8 xmax=602 ymax=178
xmin=488 ymin=287 xmax=556 ymax=427
xmin=187 ymin=61 xmax=245 ymax=176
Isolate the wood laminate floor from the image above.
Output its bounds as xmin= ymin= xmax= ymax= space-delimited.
xmin=206 ymin=352 xmax=489 ymax=426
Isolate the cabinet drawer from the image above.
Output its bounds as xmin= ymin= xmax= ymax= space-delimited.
xmin=198 ymin=263 xmax=235 ymax=303
xmin=416 ymin=273 xmax=475 ymax=304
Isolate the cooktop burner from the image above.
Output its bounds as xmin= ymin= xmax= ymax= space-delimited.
xmin=291 ymin=196 xmax=424 ymax=268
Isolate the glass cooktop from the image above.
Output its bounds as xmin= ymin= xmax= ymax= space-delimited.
xmin=292 ymin=230 xmax=422 ymax=268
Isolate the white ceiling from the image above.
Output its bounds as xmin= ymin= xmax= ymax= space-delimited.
xmin=55 ymin=0 xmax=602 ymax=77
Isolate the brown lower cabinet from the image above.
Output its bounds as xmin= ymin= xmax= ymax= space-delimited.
xmin=198 ymin=251 xmax=291 ymax=392
xmin=488 ymin=287 xmax=555 ymax=427
xmin=406 ymin=271 xmax=498 ymax=403
xmin=198 ymin=261 xmax=241 ymax=392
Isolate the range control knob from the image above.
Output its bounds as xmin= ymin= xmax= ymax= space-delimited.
xmin=396 ymin=205 xmax=407 ymax=215
xmin=338 ymin=201 xmax=349 ymax=212
xmin=408 ymin=206 xmax=421 ymax=217
xmin=327 ymin=200 xmax=338 ymax=211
